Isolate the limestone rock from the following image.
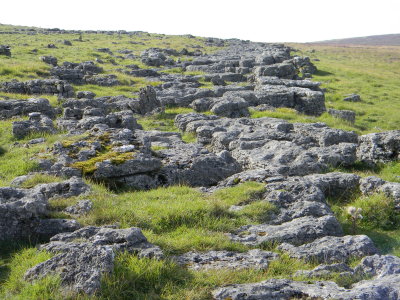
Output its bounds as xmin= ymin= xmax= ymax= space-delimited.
xmin=25 ymin=226 xmax=163 ymax=294
xmin=357 ymin=130 xmax=400 ymax=166
xmin=12 ymin=112 xmax=56 ymax=138
xmin=174 ymin=249 xmax=279 ymax=270
xmin=0 ymin=79 xmax=75 ymax=98
xmin=0 ymin=97 xmax=56 ymax=120
xmin=230 ymin=215 xmax=342 ymax=246
xmin=278 ymin=235 xmax=379 ymax=263
xmin=328 ymin=108 xmax=356 ymax=123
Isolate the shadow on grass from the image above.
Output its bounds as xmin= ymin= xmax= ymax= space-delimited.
xmin=342 ymin=224 xmax=400 ymax=254
xmin=315 ymin=69 xmax=334 ymax=76
xmin=100 ymin=255 xmax=193 ymax=299
xmin=0 ymin=240 xmax=34 ymax=285
xmin=0 ymin=146 xmax=6 ymax=156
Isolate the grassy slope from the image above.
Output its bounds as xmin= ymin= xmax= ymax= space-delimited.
xmin=0 ymin=26 xmax=399 ymax=298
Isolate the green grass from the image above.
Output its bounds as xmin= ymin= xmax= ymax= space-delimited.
xmin=0 ymin=249 xmax=316 ymax=300
xmin=329 ymin=192 xmax=400 ymax=256
xmin=0 ymin=248 xmax=61 ymax=300
xmin=0 ymin=119 xmax=67 ymax=186
xmin=2 ymin=26 xmax=400 ymax=299
xmin=0 ymin=29 xmax=220 ymax=101
xmin=72 ymin=182 xmax=268 ymax=255
xmin=138 ymin=107 xmax=195 ymax=132
xmin=17 ymin=173 xmax=63 ymax=188
xmin=291 ymin=44 xmax=400 ymax=133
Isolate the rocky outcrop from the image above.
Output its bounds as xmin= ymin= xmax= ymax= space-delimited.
xmin=0 ymin=98 xmax=56 ymax=119
xmin=0 ymin=45 xmax=11 ymax=56
xmin=0 ymin=79 xmax=75 ymax=98
xmin=50 ymin=61 xmax=103 ymax=84
xmin=0 ymin=177 xmax=89 ymax=241
xmin=40 ymin=55 xmax=58 ymax=66
xmin=83 ymin=74 xmax=120 ymax=86
xmin=12 ymin=112 xmax=56 ymax=138
xmin=357 ymin=130 xmax=400 ymax=166
xmin=25 ymin=226 xmax=162 ymax=295
xmin=360 ymin=176 xmax=400 ymax=209
xmin=231 ymin=215 xmax=343 ymax=246
xmin=278 ymin=235 xmax=379 ymax=263
xmin=141 ymin=48 xmax=175 ymax=67
xmin=213 ymin=254 xmax=400 ymax=300
xmin=45 ymin=126 xmax=240 ymax=189
xmin=176 ymin=114 xmax=358 ymax=177
xmin=328 ymin=108 xmax=356 ymax=123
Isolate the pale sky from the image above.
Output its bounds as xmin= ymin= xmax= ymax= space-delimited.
xmin=1 ymin=0 xmax=399 ymax=43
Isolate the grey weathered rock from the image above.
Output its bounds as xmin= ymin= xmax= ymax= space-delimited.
xmin=295 ymin=263 xmax=354 ymax=278
xmin=76 ymin=91 xmax=96 ymax=99
xmin=0 ymin=79 xmax=75 ymax=98
xmin=230 ymin=215 xmax=342 ymax=246
xmin=25 ymin=226 xmax=163 ymax=295
xmin=357 ymin=130 xmax=400 ymax=166
xmin=64 ymin=200 xmax=93 ymax=216
xmin=51 ymin=61 xmax=103 ymax=84
xmin=213 ymin=276 xmax=400 ymax=300
xmin=354 ymin=254 xmax=400 ymax=278
xmin=255 ymin=76 xmax=321 ymax=90
xmin=177 ymin=114 xmax=358 ymax=177
xmin=328 ymin=108 xmax=356 ymax=123
xmin=293 ymin=56 xmax=317 ymax=76
xmin=58 ymin=98 xmax=144 ymax=132
xmin=141 ymin=48 xmax=174 ymax=67
xmin=0 ymin=97 xmax=56 ymax=119
xmin=278 ymin=235 xmax=379 ymax=263
xmin=28 ymin=137 xmax=46 ymax=144
xmin=84 ymin=74 xmax=120 ymax=86
xmin=35 ymin=219 xmax=81 ymax=240
xmin=0 ymin=177 xmax=89 ymax=241
xmin=135 ymin=86 xmax=162 ymax=114
xmin=359 ymin=176 xmax=400 ymax=208
xmin=344 ymin=93 xmax=362 ymax=102
xmin=0 ymin=45 xmax=11 ymax=56
xmin=213 ymin=279 xmax=346 ymax=300
xmin=40 ymin=55 xmax=58 ymax=66
xmin=12 ymin=112 xmax=56 ymax=138
xmin=93 ymin=153 xmax=162 ymax=180
xmin=213 ymin=255 xmax=400 ymax=300
xmin=210 ymin=97 xmax=249 ymax=118
xmin=174 ymin=249 xmax=279 ymax=270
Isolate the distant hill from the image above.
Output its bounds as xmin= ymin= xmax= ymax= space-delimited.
xmin=313 ymin=34 xmax=400 ymax=46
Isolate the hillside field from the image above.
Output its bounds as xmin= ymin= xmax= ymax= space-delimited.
xmin=0 ymin=25 xmax=399 ymax=299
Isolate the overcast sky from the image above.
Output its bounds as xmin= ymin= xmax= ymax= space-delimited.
xmin=1 ymin=0 xmax=399 ymax=43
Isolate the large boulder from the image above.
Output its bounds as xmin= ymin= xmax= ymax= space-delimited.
xmin=357 ymin=130 xmax=400 ymax=166
xmin=25 ymin=226 xmax=162 ymax=295
xmin=0 ymin=98 xmax=56 ymax=120
xmin=12 ymin=112 xmax=56 ymax=138
xmin=0 ymin=45 xmax=11 ymax=56
xmin=0 ymin=177 xmax=89 ymax=241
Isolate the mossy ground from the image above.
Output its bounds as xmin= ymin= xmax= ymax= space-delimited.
xmin=1 ymin=26 xmax=400 ymax=299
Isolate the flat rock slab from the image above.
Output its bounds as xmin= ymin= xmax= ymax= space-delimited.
xmin=213 ymin=276 xmax=400 ymax=300
xmin=173 ymin=249 xmax=279 ymax=270
xmin=230 ymin=215 xmax=343 ymax=246
xmin=278 ymin=235 xmax=379 ymax=263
